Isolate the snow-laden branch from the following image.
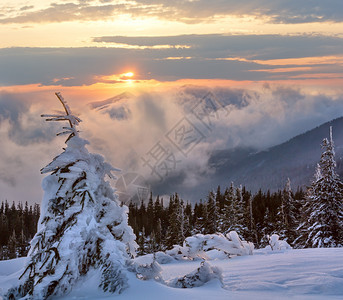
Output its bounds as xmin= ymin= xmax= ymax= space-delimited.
xmin=41 ymin=92 xmax=82 ymax=141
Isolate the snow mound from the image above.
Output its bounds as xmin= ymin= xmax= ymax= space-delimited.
xmin=1 ymin=248 xmax=343 ymax=299
xmin=262 ymin=234 xmax=292 ymax=252
xmin=155 ymin=251 xmax=174 ymax=264
xmin=166 ymin=231 xmax=254 ymax=260
xmin=165 ymin=261 xmax=222 ymax=288
xmin=129 ymin=254 xmax=162 ymax=281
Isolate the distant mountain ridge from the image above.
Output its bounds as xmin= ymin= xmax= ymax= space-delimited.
xmin=88 ymin=92 xmax=133 ymax=110
xmin=209 ymin=116 xmax=343 ymax=192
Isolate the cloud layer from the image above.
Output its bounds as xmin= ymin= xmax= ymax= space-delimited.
xmin=1 ymin=0 xmax=342 ymax=24
xmin=0 ymin=92 xmax=57 ymax=145
xmin=1 ymin=34 xmax=342 ymax=86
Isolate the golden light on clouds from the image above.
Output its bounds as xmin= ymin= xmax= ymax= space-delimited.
xmin=0 ymin=2 xmax=342 ymax=91
xmin=217 ymin=55 xmax=343 ymax=66
xmin=95 ymin=71 xmax=136 ymax=83
xmin=120 ymin=72 xmax=135 ymax=86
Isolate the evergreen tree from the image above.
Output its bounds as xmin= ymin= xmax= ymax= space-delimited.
xmin=179 ymin=199 xmax=186 ymax=242
xmin=260 ymin=207 xmax=274 ymax=247
xmin=18 ymin=229 xmax=28 ymax=257
xmin=0 ymin=213 xmax=9 ymax=248
xmin=128 ymin=201 xmax=138 ymax=235
xmin=146 ymin=231 xmax=157 ymax=253
xmin=248 ymin=195 xmax=258 ymax=244
xmin=154 ymin=218 xmax=163 ymax=251
xmin=276 ymin=178 xmax=297 ymax=244
xmin=7 ymin=93 xmax=137 ymax=299
xmin=183 ymin=214 xmax=192 ymax=238
xmin=192 ymin=200 xmax=207 ymax=234
xmin=153 ymin=196 xmax=163 ymax=227
xmin=146 ymin=192 xmax=154 ymax=236
xmin=137 ymin=199 xmax=146 ymax=235
xmin=205 ymin=191 xmax=217 ymax=234
xmin=8 ymin=230 xmax=17 ymax=259
xmin=298 ymin=127 xmax=343 ymax=248
xmin=137 ymin=227 xmax=146 ymax=255
xmin=229 ymin=185 xmax=246 ymax=237
xmin=219 ymin=182 xmax=239 ymax=234
xmin=295 ymin=164 xmax=322 ymax=248
xmin=166 ymin=194 xmax=185 ymax=248
xmin=184 ymin=202 xmax=192 ymax=222
xmin=215 ymin=185 xmax=224 ymax=211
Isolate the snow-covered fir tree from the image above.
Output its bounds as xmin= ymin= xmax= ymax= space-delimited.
xmin=6 ymin=93 xmax=137 ymax=299
xmin=154 ymin=218 xmax=163 ymax=251
xmin=244 ymin=194 xmax=258 ymax=244
xmin=137 ymin=227 xmax=147 ymax=255
xmin=260 ymin=207 xmax=273 ymax=247
xmin=192 ymin=200 xmax=207 ymax=235
xmin=205 ymin=191 xmax=218 ymax=234
xmin=146 ymin=192 xmax=154 ymax=236
xmin=294 ymin=164 xmax=321 ymax=248
xmin=276 ymin=178 xmax=297 ymax=244
xmin=8 ymin=230 xmax=17 ymax=259
xmin=230 ymin=185 xmax=246 ymax=237
xmin=183 ymin=213 xmax=192 ymax=238
xmin=218 ymin=182 xmax=245 ymax=237
xmin=166 ymin=194 xmax=185 ymax=248
xmin=297 ymin=127 xmax=343 ymax=248
xmin=218 ymin=183 xmax=235 ymax=233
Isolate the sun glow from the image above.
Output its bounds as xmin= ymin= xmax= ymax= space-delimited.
xmin=122 ymin=72 xmax=134 ymax=78
xmin=120 ymin=72 xmax=135 ymax=86
xmin=94 ymin=71 xmax=137 ymax=85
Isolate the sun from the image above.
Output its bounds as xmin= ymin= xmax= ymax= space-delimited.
xmin=119 ymin=71 xmax=135 ymax=85
xmin=123 ymin=72 xmax=134 ymax=78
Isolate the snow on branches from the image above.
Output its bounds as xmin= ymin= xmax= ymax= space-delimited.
xmin=297 ymin=126 xmax=343 ymax=248
xmin=166 ymin=261 xmax=223 ymax=288
xmin=41 ymin=92 xmax=82 ymax=142
xmin=6 ymin=93 xmax=137 ymax=300
xmin=166 ymin=231 xmax=254 ymax=260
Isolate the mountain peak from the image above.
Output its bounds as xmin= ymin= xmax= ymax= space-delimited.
xmin=88 ymin=91 xmax=134 ymax=111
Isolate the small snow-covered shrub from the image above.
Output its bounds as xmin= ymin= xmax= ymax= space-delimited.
xmin=130 ymin=260 xmax=162 ymax=281
xmin=165 ymin=245 xmax=189 ymax=260
xmin=129 ymin=254 xmax=162 ymax=281
xmin=179 ymin=231 xmax=254 ymax=260
xmin=166 ymin=261 xmax=222 ymax=288
xmin=264 ymin=234 xmax=292 ymax=251
xmin=154 ymin=251 xmax=174 ymax=264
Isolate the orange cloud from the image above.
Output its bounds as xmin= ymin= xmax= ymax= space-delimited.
xmin=218 ymin=55 xmax=343 ymax=66
xmin=251 ymin=67 xmax=314 ymax=73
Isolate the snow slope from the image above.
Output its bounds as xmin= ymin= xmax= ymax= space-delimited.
xmin=1 ymin=248 xmax=343 ymax=300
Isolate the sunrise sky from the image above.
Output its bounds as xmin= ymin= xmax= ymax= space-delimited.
xmin=1 ymin=0 xmax=343 ymax=205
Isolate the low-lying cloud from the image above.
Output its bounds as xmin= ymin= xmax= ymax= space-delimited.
xmin=84 ymin=84 xmax=343 ymax=201
xmin=1 ymin=84 xmax=343 ymax=205
xmin=0 ymin=92 xmax=57 ymax=146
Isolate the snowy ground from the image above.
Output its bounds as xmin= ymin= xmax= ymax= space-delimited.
xmin=1 ymin=248 xmax=343 ymax=300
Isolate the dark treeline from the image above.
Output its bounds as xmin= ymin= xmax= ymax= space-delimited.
xmin=127 ymin=182 xmax=306 ymax=255
xmin=0 ymin=201 xmax=40 ymax=260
